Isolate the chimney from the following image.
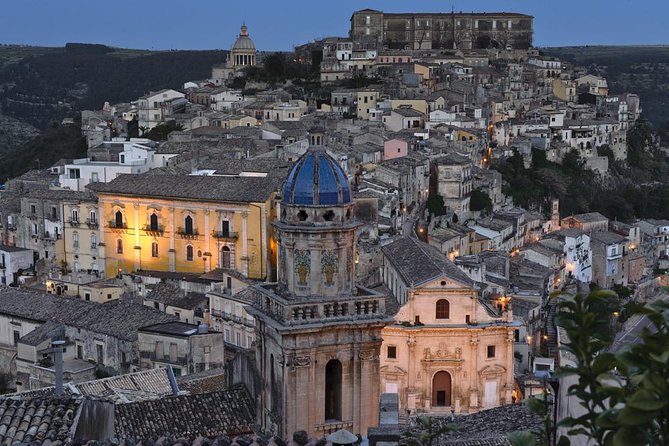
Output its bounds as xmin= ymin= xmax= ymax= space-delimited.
xmin=197 ymin=323 xmax=209 ymax=334
xmin=52 ymin=339 xmax=66 ymax=397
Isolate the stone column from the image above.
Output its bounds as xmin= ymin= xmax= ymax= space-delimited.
xmin=241 ymin=211 xmax=249 ymax=276
xmin=505 ymin=331 xmax=514 ymax=403
xmin=133 ymin=203 xmax=141 ymax=271
xmin=168 ymin=207 xmax=176 ymax=271
xmin=469 ymin=335 xmax=479 ymax=410
xmin=204 ymin=209 xmax=211 ymax=272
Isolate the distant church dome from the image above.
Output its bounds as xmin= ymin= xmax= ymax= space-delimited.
xmin=232 ymin=24 xmax=256 ymax=51
xmin=283 ymin=148 xmax=351 ymax=206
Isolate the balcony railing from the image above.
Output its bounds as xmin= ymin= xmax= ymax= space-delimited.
xmin=143 ymin=224 xmax=165 ymax=235
xmin=177 ymin=227 xmax=199 ymax=239
xmin=6 ymin=224 xmax=16 ymax=232
xmin=108 ymin=221 xmax=127 ymax=230
xmin=212 ymin=231 xmax=238 ymax=240
xmin=68 ymin=218 xmax=80 ymax=227
xmin=86 ymin=218 xmax=99 ymax=229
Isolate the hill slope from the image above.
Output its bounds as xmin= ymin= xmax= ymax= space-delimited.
xmin=542 ymin=45 xmax=669 ymax=131
xmin=0 ymin=43 xmax=228 ymax=129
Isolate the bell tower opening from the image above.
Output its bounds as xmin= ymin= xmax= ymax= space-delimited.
xmin=325 ymin=359 xmax=342 ymax=421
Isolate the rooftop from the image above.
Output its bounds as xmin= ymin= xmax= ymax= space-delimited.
xmin=0 ymin=287 xmax=176 ymax=342
xmin=115 ymin=384 xmax=255 ymax=441
xmin=381 ymin=236 xmax=474 ymax=287
xmin=89 ymin=173 xmax=283 ymax=204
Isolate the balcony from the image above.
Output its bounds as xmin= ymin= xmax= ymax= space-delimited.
xmin=250 ymin=285 xmax=387 ymax=327
xmin=177 ymin=227 xmax=199 ymax=239
xmin=68 ymin=218 xmax=80 ymax=227
xmin=41 ymin=231 xmax=61 ymax=241
xmin=143 ymin=225 xmax=165 ymax=236
xmin=108 ymin=221 xmax=128 ymax=231
xmin=86 ymin=218 xmax=99 ymax=229
xmin=6 ymin=224 xmax=16 ymax=232
xmin=212 ymin=231 xmax=238 ymax=241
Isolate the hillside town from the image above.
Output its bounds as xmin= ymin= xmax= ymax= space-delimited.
xmin=0 ymin=9 xmax=666 ymax=446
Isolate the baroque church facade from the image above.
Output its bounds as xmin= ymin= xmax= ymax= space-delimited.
xmin=380 ymin=237 xmax=517 ymax=414
xmin=249 ymin=130 xmax=392 ymax=439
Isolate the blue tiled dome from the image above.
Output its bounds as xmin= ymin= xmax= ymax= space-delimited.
xmin=283 ymin=149 xmax=351 ymax=206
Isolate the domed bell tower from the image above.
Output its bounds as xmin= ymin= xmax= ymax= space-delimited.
xmin=249 ymin=129 xmax=391 ymax=440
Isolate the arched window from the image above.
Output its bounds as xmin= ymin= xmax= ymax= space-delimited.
xmin=116 ymin=239 xmax=123 ymax=254
xmin=436 ymin=299 xmax=450 ymax=319
xmin=151 ymin=242 xmax=159 ymax=257
xmin=325 ymin=359 xmax=342 ymax=421
xmin=91 ymin=234 xmax=97 ymax=249
xmin=150 ymin=213 xmax=159 ymax=231
xmin=115 ymin=210 xmax=123 ymax=228
xmin=184 ymin=215 xmax=193 ymax=235
xmin=221 ymin=246 xmax=231 ymax=269
xmin=186 ymin=245 xmax=194 ymax=261
xmin=72 ymin=232 xmax=79 ymax=246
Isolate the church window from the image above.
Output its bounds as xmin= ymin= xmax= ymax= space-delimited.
xmin=487 ymin=345 xmax=496 ymax=358
xmin=186 ymin=245 xmax=194 ymax=261
xmin=436 ymin=299 xmax=450 ymax=319
xmin=387 ymin=346 xmax=397 ymax=359
xmin=116 ymin=239 xmax=123 ymax=254
xmin=151 ymin=242 xmax=159 ymax=257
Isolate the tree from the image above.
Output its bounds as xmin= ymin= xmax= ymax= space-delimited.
xmin=146 ymin=121 xmax=184 ymax=141
xmin=404 ymin=416 xmax=457 ymax=446
xmin=510 ymin=292 xmax=669 ymax=446
xmin=470 ymin=189 xmax=493 ymax=212
xmin=427 ymin=194 xmax=446 ymax=216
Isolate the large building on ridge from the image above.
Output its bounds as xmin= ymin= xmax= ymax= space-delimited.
xmin=350 ymin=9 xmax=533 ymax=50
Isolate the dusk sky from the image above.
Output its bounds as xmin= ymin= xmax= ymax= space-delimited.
xmin=1 ymin=0 xmax=667 ymax=51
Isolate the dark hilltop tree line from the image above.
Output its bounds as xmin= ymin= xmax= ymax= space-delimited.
xmin=0 ymin=43 xmax=227 ymax=129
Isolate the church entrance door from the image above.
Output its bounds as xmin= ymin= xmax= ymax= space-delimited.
xmin=432 ymin=371 xmax=452 ymax=407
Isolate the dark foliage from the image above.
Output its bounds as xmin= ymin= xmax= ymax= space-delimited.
xmin=492 ymin=121 xmax=669 ymax=221
xmin=0 ymin=119 xmax=86 ymax=182
xmin=0 ymin=45 xmax=227 ymax=129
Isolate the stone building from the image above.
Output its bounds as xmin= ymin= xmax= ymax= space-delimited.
xmin=350 ymin=9 xmax=533 ymax=50
xmin=137 ymin=321 xmax=225 ymax=377
xmin=248 ymin=132 xmax=393 ymax=439
xmin=380 ymin=236 xmax=516 ymax=414
xmin=88 ymin=160 xmax=290 ymax=279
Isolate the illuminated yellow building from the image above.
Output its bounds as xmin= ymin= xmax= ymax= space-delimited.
xmin=90 ymin=164 xmax=288 ymax=279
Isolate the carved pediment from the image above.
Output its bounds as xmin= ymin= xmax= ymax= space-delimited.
xmin=479 ymin=364 xmax=506 ymax=378
xmin=380 ymin=365 xmax=407 ymax=376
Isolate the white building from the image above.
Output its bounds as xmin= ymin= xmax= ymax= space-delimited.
xmin=0 ymin=246 xmax=33 ymax=286
xmin=137 ymin=89 xmax=186 ymax=130
xmin=60 ymin=139 xmax=176 ymax=191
